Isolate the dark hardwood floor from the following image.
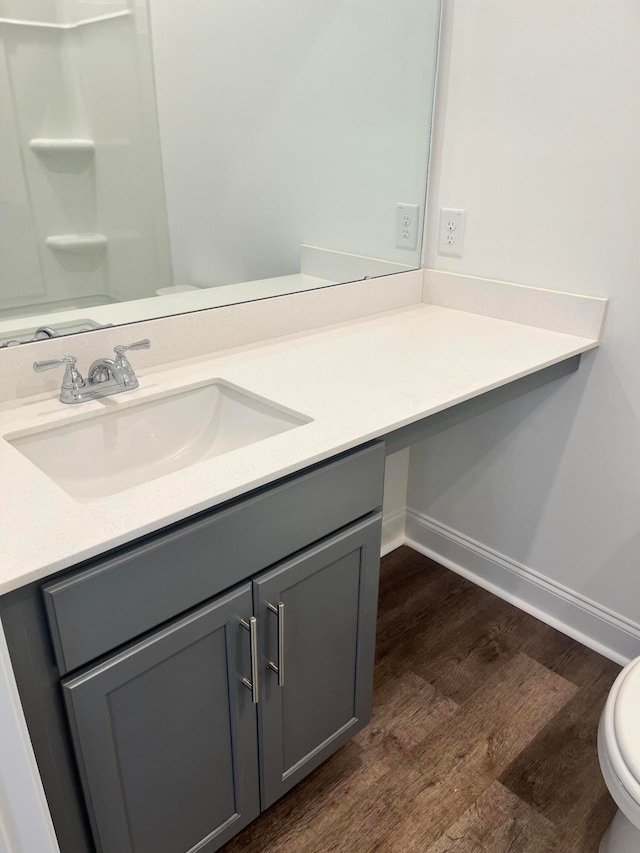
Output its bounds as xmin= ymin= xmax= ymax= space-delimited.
xmin=222 ymin=546 xmax=621 ymax=852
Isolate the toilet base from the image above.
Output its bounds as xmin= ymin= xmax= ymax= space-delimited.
xmin=600 ymin=809 xmax=640 ymax=853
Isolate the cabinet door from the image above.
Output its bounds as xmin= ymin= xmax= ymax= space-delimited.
xmin=62 ymin=584 xmax=260 ymax=853
xmin=254 ymin=514 xmax=382 ymax=808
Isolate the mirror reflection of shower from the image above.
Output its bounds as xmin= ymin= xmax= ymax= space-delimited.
xmin=0 ymin=0 xmax=441 ymax=347
xmin=0 ymin=0 xmax=172 ymax=344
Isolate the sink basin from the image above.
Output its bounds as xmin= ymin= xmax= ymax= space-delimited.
xmin=9 ymin=381 xmax=311 ymax=502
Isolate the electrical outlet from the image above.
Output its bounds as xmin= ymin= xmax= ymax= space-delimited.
xmin=438 ymin=208 xmax=466 ymax=258
xmin=396 ymin=203 xmax=420 ymax=251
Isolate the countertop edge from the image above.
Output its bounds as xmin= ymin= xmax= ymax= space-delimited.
xmin=0 ymin=314 xmax=599 ymax=596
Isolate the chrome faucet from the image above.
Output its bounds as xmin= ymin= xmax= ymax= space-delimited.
xmin=34 ymin=327 xmax=61 ymax=340
xmin=33 ymin=339 xmax=151 ymax=404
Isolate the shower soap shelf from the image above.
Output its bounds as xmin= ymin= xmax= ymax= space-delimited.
xmin=46 ymin=235 xmax=107 ymax=252
xmin=30 ymin=139 xmax=95 ymax=155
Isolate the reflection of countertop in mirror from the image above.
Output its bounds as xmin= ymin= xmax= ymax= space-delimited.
xmin=0 ymin=271 xmax=608 ymax=593
xmin=0 ymin=273 xmax=337 ymax=345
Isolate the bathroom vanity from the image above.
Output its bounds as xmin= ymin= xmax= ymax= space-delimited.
xmin=2 ymin=443 xmax=384 ymax=852
xmin=0 ymin=275 xmax=608 ymax=853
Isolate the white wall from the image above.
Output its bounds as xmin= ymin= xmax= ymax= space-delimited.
xmin=382 ymin=449 xmax=410 ymax=556
xmin=409 ymin=0 xmax=640 ymax=659
xmin=0 ymin=623 xmax=59 ymax=853
xmin=150 ymin=0 xmax=440 ymax=288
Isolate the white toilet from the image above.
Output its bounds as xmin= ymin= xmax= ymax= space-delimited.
xmin=598 ymin=656 xmax=640 ymax=852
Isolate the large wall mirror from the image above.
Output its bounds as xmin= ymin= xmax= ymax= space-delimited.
xmin=0 ymin=0 xmax=441 ymax=348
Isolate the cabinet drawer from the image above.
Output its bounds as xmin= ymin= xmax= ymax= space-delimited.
xmin=44 ymin=442 xmax=384 ymax=675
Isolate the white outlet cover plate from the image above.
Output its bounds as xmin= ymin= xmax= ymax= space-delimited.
xmin=395 ymin=203 xmax=420 ymax=251
xmin=438 ymin=208 xmax=466 ymax=258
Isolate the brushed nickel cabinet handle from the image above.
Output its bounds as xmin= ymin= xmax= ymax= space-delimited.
xmin=267 ymin=602 xmax=285 ymax=687
xmin=240 ymin=616 xmax=259 ymax=704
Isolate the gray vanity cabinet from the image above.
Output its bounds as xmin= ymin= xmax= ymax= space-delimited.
xmin=62 ymin=584 xmax=260 ymax=853
xmin=3 ymin=443 xmax=385 ymax=853
xmin=61 ymin=515 xmax=381 ymax=853
xmin=255 ymin=516 xmax=380 ymax=808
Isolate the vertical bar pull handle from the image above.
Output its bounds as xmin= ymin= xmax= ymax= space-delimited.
xmin=267 ymin=602 xmax=285 ymax=687
xmin=240 ymin=617 xmax=259 ymax=704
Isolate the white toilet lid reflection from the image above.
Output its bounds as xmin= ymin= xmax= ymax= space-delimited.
xmin=614 ymin=656 xmax=640 ymax=786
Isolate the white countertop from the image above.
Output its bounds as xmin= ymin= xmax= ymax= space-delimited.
xmin=0 ymin=302 xmax=600 ymax=594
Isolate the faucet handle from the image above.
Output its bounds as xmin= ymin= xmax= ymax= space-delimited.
xmin=113 ymin=339 xmax=151 ymax=355
xmin=33 ymin=356 xmax=85 ymax=400
xmin=33 ymin=356 xmax=77 ymax=373
xmin=113 ymin=339 xmax=150 ymax=385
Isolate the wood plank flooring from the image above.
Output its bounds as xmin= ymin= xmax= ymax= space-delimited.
xmin=222 ymin=546 xmax=621 ymax=852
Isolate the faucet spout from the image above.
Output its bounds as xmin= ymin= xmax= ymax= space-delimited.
xmin=87 ymin=357 xmax=128 ymax=387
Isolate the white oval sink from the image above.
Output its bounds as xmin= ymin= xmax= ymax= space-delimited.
xmin=9 ymin=381 xmax=311 ymax=502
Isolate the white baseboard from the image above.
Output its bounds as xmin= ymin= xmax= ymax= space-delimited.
xmin=381 ymin=508 xmax=406 ymax=558
xmin=403 ymin=509 xmax=640 ymax=666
